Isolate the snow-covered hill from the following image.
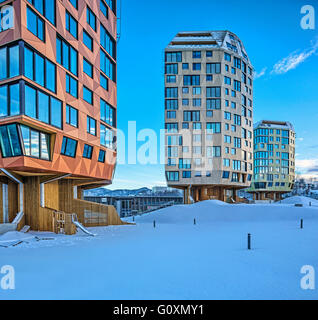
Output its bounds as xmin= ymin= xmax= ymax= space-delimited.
xmin=1 ymin=200 xmax=318 ymax=300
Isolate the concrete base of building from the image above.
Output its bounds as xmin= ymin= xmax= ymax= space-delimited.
xmin=173 ymin=185 xmax=247 ymax=204
xmin=250 ymin=191 xmax=287 ymax=201
xmin=0 ymin=171 xmax=126 ymax=232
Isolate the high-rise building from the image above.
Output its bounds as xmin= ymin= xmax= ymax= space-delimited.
xmin=164 ymin=31 xmax=254 ymax=203
xmin=0 ymin=0 xmax=122 ymax=230
xmin=248 ymin=120 xmax=296 ymax=200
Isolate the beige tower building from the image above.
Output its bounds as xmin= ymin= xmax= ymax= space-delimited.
xmin=164 ymin=31 xmax=254 ymax=203
xmin=248 ymin=120 xmax=296 ymax=201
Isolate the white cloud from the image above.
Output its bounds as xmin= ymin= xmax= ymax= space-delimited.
xmin=254 ymin=67 xmax=267 ymax=79
xmin=296 ymin=159 xmax=318 ymax=170
xmin=271 ymin=38 xmax=318 ymax=75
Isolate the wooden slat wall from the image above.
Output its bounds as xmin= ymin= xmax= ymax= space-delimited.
xmin=8 ymin=181 xmax=18 ymax=223
xmin=24 ymin=177 xmax=40 ymax=230
xmin=44 ymin=181 xmax=59 ymax=210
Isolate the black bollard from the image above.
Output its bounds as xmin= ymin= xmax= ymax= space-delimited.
xmin=153 ymin=220 xmax=156 ymax=228
xmin=133 ymin=216 xmax=135 ymax=222
xmin=301 ymin=219 xmax=303 ymax=229
xmin=309 ymin=202 xmax=312 ymax=207
xmin=248 ymin=233 xmax=251 ymax=250
xmin=194 ymin=218 xmax=196 ymax=225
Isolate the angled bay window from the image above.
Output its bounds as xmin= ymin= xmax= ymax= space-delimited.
xmin=100 ymin=124 xmax=115 ymax=150
xmin=20 ymin=125 xmax=50 ymax=160
xmin=68 ymin=0 xmax=78 ymax=10
xmin=100 ymin=98 xmax=116 ymax=127
xmin=83 ymin=58 xmax=93 ymax=78
xmin=24 ymin=45 xmax=56 ymax=93
xmin=100 ymin=24 xmax=116 ymax=59
xmin=100 ymin=49 xmax=116 ymax=82
xmin=56 ymin=35 xmax=78 ymax=76
xmin=27 ymin=7 xmax=45 ymax=41
xmin=0 ymin=124 xmax=22 ymax=158
xmin=61 ymin=136 xmax=77 ymax=158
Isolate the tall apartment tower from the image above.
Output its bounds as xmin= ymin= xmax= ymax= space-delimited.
xmin=248 ymin=120 xmax=296 ymax=201
xmin=0 ymin=0 xmax=123 ymax=230
xmin=164 ymin=31 xmax=254 ymax=203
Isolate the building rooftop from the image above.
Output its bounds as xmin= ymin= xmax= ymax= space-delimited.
xmin=254 ymin=120 xmax=295 ymax=131
xmin=166 ymin=30 xmax=250 ymax=62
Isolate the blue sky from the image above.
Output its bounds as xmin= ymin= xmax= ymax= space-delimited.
xmin=110 ymin=0 xmax=318 ymax=190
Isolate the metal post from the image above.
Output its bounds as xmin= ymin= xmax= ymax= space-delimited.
xmin=301 ymin=219 xmax=303 ymax=229
xmin=248 ymin=233 xmax=251 ymax=250
xmin=153 ymin=220 xmax=156 ymax=228
xmin=194 ymin=218 xmax=196 ymax=225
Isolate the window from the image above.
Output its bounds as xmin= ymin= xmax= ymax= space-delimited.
xmin=224 ymin=76 xmax=231 ymax=85
xmin=56 ymin=35 xmax=78 ymax=76
xmin=66 ymin=11 xmax=78 ymax=39
xmin=98 ymin=149 xmax=106 ymax=163
xmin=27 ymin=0 xmax=56 ymax=25
xmin=24 ymin=84 xmax=62 ymax=128
xmin=206 ymin=63 xmax=221 ymax=74
xmin=87 ymin=7 xmax=96 ymax=31
xmin=105 ymin=0 xmax=116 ymax=13
xmin=182 ymin=63 xmax=189 ymax=70
xmin=193 ymin=51 xmax=201 ymax=59
xmin=206 ymin=87 xmax=221 ymax=98
xmin=83 ymin=86 xmax=93 ymax=104
xmin=27 ymin=7 xmax=45 ymax=41
xmin=166 ymin=75 xmax=176 ymax=83
xmin=100 ymin=98 xmax=116 ymax=127
xmin=206 ymin=51 xmax=213 ymax=57
xmin=206 ymin=122 xmax=221 ymax=133
xmin=61 ymin=137 xmax=77 ymax=158
xmin=224 ymin=53 xmax=231 ymax=61
xmin=66 ymin=73 xmax=78 ymax=98
xmin=100 ymin=49 xmax=116 ymax=82
xmin=83 ymin=58 xmax=93 ymax=78
xmin=193 ymin=63 xmax=201 ymax=71
xmin=207 ymin=99 xmax=221 ymax=110
xmin=87 ymin=116 xmax=96 ymax=136
xmin=83 ymin=30 xmax=93 ymax=51
xmin=100 ymin=124 xmax=115 ymax=150
xmin=183 ymin=75 xmax=200 ymax=86
xmin=68 ymin=0 xmax=78 ymax=9
xmin=206 ymin=75 xmax=213 ymax=82
xmin=100 ymin=24 xmax=116 ymax=59
xmin=165 ymin=87 xmax=178 ymax=98
xmin=0 ymin=45 xmax=20 ymax=80
xmin=66 ymin=105 xmax=78 ymax=127
xmin=165 ymin=52 xmax=182 ymax=62
xmin=100 ymin=73 xmax=108 ymax=91
xmin=166 ymin=171 xmax=179 ymax=182
xmin=100 ymin=0 xmax=108 ymax=18
xmin=83 ymin=144 xmax=93 ymax=159
xmin=165 ymin=99 xmax=178 ymax=110
xmin=20 ymin=125 xmax=50 ymax=160
xmin=182 ymin=171 xmax=191 ymax=179
xmin=24 ymin=46 xmax=56 ymax=93
xmin=0 ymin=124 xmax=22 ymax=158
xmin=165 ymin=64 xmax=178 ymax=74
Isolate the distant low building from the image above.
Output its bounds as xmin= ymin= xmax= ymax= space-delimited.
xmin=85 ymin=187 xmax=183 ymax=217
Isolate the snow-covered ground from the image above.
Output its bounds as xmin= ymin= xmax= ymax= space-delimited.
xmin=1 ymin=196 xmax=318 ymax=300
